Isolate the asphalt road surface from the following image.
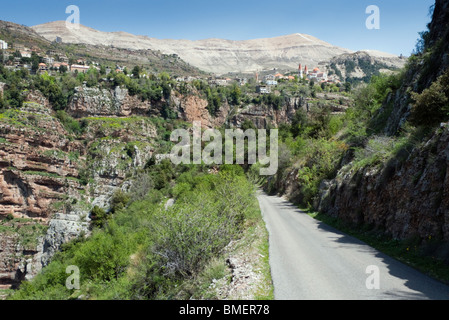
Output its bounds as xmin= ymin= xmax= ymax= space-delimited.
xmin=258 ymin=191 xmax=449 ymax=300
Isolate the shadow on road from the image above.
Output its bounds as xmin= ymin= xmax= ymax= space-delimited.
xmin=264 ymin=193 xmax=449 ymax=300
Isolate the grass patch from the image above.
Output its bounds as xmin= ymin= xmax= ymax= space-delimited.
xmin=253 ymin=223 xmax=274 ymax=300
xmin=0 ymin=289 xmax=13 ymax=300
xmin=23 ymin=171 xmax=63 ymax=179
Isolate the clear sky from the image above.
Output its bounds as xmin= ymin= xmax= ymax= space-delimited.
xmin=0 ymin=0 xmax=435 ymax=56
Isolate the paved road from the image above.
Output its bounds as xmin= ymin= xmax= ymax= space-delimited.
xmin=258 ymin=191 xmax=449 ymax=300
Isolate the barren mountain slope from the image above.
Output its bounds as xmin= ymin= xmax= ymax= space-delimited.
xmin=32 ymin=21 xmax=355 ymax=74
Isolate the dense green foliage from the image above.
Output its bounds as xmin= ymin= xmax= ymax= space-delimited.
xmin=410 ymin=69 xmax=449 ymax=126
xmin=9 ymin=164 xmax=259 ymax=300
xmin=262 ymin=70 xmax=414 ymax=208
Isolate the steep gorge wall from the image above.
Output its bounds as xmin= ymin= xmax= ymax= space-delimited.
xmin=317 ymin=126 xmax=449 ymax=242
xmin=67 ymin=84 xmax=308 ymax=129
xmin=315 ymin=0 xmax=449 ymax=245
xmin=0 ymin=94 xmax=89 ymax=289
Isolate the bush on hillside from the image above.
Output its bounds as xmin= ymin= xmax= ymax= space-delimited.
xmin=410 ymin=69 xmax=449 ymax=126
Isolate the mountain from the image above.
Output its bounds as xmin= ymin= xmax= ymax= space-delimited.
xmin=0 ymin=20 xmax=52 ymax=49
xmin=0 ymin=20 xmax=203 ymax=77
xmin=324 ymin=50 xmax=407 ymax=83
xmin=31 ymin=21 xmax=402 ymax=75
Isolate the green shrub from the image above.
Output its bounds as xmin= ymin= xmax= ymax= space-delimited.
xmin=72 ymin=223 xmax=135 ymax=282
xmin=90 ymin=206 xmax=108 ymax=228
xmin=110 ymin=190 xmax=130 ymax=213
xmin=410 ymin=70 xmax=449 ymax=126
xmin=56 ymin=110 xmax=82 ymax=134
xmin=9 ymin=168 xmax=258 ymax=300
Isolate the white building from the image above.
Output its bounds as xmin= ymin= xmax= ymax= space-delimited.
xmin=307 ymin=67 xmax=328 ymax=82
xmin=0 ymin=40 xmax=8 ymax=50
xmin=20 ymin=51 xmax=32 ymax=58
xmin=256 ymin=85 xmax=271 ymax=94
xmin=43 ymin=56 xmax=54 ymax=64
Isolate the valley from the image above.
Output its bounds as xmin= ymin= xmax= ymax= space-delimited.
xmin=0 ymin=0 xmax=449 ymax=302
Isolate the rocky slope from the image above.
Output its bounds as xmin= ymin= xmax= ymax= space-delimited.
xmin=0 ymin=20 xmax=203 ymax=77
xmin=303 ymin=1 xmax=449 ymax=246
xmin=30 ymin=21 xmax=386 ymax=75
xmin=316 ymin=127 xmax=449 ymax=242
xmin=0 ymin=77 xmax=312 ymax=290
xmin=0 ymin=92 xmax=87 ymax=289
xmin=0 ymin=88 xmax=163 ymax=289
xmin=325 ymin=50 xmax=407 ymax=82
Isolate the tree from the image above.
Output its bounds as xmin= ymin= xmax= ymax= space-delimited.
xmin=229 ymin=83 xmax=241 ymax=105
xmin=132 ymin=66 xmax=141 ymax=79
xmin=59 ymin=65 xmax=68 ymax=74
xmin=309 ymin=78 xmax=315 ymax=90
xmin=410 ymin=70 xmax=449 ymax=126
xmin=90 ymin=206 xmax=108 ymax=228
xmin=31 ymin=52 xmax=40 ymax=74
xmin=344 ymin=82 xmax=352 ymax=93
xmin=291 ymin=109 xmax=308 ymax=137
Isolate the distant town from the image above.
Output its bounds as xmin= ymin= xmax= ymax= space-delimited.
xmin=0 ymin=38 xmax=342 ymax=95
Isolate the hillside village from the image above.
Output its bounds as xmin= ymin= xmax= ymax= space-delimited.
xmin=0 ymin=38 xmax=347 ymax=95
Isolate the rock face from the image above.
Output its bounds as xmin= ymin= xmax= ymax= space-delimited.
xmin=315 ymin=0 xmax=449 ymax=243
xmin=325 ymin=50 xmax=407 ymax=81
xmin=31 ymin=21 xmax=359 ymax=74
xmin=0 ymin=99 xmax=89 ymax=289
xmin=230 ymin=97 xmax=305 ymax=129
xmin=0 ymin=87 xmax=165 ymax=289
xmin=0 ymin=101 xmax=81 ymax=218
xmin=317 ymin=125 xmax=449 ymax=242
xmin=67 ymin=85 xmax=164 ymax=118
xmin=67 ymin=84 xmax=306 ymax=130
xmin=377 ymin=0 xmax=449 ymax=137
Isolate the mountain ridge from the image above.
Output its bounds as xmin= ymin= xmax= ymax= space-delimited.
xmin=31 ymin=20 xmax=402 ymax=75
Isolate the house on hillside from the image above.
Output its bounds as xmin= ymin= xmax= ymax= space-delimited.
xmin=0 ymin=40 xmax=8 ymax=50
xmin=20 ymin=51 xmax=32 ymax=58
xmin=38 ymin=63 xmax=48 ymax=72
xmin=274 ymin=73 xmax=284 ymax=80
xmin=209 ymin=78 xmax=229 ymax=86
xmin=256 ymin=85 xmax=271 ymax=94
xmin=264 ymin=74 xmax=278 ymax=86
xmin=300 ymin=65 xmax=328 ymax=83
xmin=71 ymin=64 xmax=90 ymax=73
xmin=43 ymin=56 xmax=54 ymax=64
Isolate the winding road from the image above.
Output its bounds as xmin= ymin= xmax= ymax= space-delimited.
xmin=258 ymin=191 xmax=449 ymax=300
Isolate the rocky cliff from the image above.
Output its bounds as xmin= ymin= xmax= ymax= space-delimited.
xmin=316 ymin=126 xmax=449 ymax=242
xmin=0 ymin=88 xmax=164 ymax=289
xmin=325 ymin=50 xmax=407 ymax=83
xmin=0 ymin=94 xmax=88 ymax=289
xmin=315 ymin=0 xmax=449 ymax=247
xmin=67 ymin=83 xmax=311 ymax=130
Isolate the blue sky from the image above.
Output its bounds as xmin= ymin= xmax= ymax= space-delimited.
xmin=0 ymin=0 xmax=435 ymax=56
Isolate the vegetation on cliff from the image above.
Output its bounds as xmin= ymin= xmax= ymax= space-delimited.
xmin=257 ymin=1 xmax=449 ymax=282
xmin=9 ymin=164 xmax=270 ymax=300
xmin=2 ymin=1 xmax=449 ymax=299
